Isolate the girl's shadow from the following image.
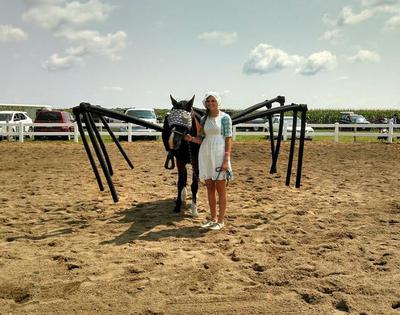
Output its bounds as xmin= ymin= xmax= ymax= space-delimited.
xmin=101 ymin=198 xmax=206 ymax=245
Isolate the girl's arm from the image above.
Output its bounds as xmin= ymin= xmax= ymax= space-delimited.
xmin=222 ymin=137 xmax=232 ymax=170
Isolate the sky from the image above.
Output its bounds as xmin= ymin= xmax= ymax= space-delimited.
xmin=0 ymin=0 xmax=399 ymax=110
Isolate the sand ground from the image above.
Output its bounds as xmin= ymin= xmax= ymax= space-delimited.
xmin=0 ymin=140 xmax=399 ymax=314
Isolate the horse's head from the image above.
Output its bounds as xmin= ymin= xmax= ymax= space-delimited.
xmin=167 ymin=95 xmax=195 ymax=150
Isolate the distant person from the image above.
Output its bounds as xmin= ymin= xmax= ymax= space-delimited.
xmin=184 ymin=92 xmax=233 ymax=231
xmin=393 ymin=114 xmax=398 ymax=124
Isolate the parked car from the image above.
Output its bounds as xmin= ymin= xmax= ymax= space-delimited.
xmin=339 ymin=112 xmax=370 ymax=130
xmin=236 ymin=117 xmax=267 ymax=132
xmin=34 ymin=109 xmax=74 ymax=140
xmin=0 ymin=111 xmax=33 ymax=140
xmin=266 ymin=115 xmax=314 ymax=140
xmin=118 ymin=108 xmax=159 ymax=141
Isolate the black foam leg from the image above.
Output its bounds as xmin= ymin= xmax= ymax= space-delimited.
xmin=267 ymin=115 xmax=275 ymax=155
xmin=296 ymin=110 xmax=307 ymax=188
xmin=286 ymin=111 xmax=298 ymax=186
xmin=270 ymin=111 xmax=284 ymax=174
xmin=99 ymin=115 xmax=134 ymax=169
xmin=83 ymin=112 xmax=118 ymax=202
xmin=87 ymin=112 xmax=113 ymax=176
xmin=74 ymin=110 xmax=104 ymax=191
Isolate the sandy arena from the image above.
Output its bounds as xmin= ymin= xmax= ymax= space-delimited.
xmin=0 ymin=140 xmax=399 ymax=314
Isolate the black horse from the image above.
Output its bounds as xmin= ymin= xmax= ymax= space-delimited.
xmin=162 ymin=95 xmax=201 ymax=215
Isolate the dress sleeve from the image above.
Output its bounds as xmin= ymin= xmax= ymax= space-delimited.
xmin=221 ymin=114 xmax=233 ymax=137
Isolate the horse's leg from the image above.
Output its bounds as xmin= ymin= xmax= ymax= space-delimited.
xmin=190 ymin=157 xmax=199 ymax=217
xmin=174 ymin=159 xmax=187 ymax=213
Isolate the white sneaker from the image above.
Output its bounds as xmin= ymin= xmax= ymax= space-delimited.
xmin=201 ymin=220 xmax=216 ymax=228
xmin=191 ymin=203 xmax=198 ymax=217
xmin=209 ymin=222 xmax=224 ymax=231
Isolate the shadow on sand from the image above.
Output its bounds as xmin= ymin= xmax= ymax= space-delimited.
xmin=101 ymin=198 xmax=206 ymax=245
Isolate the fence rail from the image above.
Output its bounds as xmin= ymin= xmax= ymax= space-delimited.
xmin=0 ymin=122 xmax=399 ymax=143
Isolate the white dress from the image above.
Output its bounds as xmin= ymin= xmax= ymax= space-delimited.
xmin=199 ymin=112 xmax=233 ymax=181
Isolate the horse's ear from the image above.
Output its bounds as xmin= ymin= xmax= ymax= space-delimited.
xmin=170 ymin=95 xmax=178 ymax=107
xmin=187 ymin=95 xmax=195 ymax=109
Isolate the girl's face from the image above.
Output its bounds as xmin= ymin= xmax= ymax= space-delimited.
xmin=206 ymin=96 xmax=218 ymax=111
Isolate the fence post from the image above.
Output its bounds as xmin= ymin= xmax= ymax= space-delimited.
xmin=6 ymin=121 xmax=10 ymax=141
xmin=388 ymin=122 xmax=393 ymax=143
xmin=232 ymin=125 xmax=237 ymax=141
xmin=19 ymin=122 xmax=24 ymax=143
xmin=128 ymin=123 xmax=132 ymax=142
xmin=74 ymin=122 xmax=79 ymax=143
xmin=335 ymin=122 xmax=339 ymax=143
xmin=283 ymin=122 xmax=288 ymax=141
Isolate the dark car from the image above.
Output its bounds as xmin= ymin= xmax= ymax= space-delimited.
xmin=34 ymin=110 xmax=74 ymax=140
xmin=339 ymin=112 xmax=370 ymax=130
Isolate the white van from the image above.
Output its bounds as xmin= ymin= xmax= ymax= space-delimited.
xmin=0 ymin=111 xmax=33 ymax=140
xmin=119 ymin=108 xmax=158 ymax=140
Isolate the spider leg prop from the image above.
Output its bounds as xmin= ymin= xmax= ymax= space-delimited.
xmin=72 ymin=102 xmax=164 ymax=202
xmin=73 ymin=96 xmax=307 ymax=202
xmin=232 ymin=99 xmax=308 ymax=188
xmin=231 ymin=96 xmax=285 ymax=174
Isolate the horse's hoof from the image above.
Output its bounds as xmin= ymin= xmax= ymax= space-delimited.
xmin=191 ymin=203 xmax=198 ymax=217
xmin=173 ymin=207 xmax=181 ymax=213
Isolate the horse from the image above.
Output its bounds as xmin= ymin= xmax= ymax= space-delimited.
xmin=161 ymin=95 xmax=201 ymax=216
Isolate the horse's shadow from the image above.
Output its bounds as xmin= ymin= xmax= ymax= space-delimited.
xmin=101 ymin=198 xmax=206 ymax=245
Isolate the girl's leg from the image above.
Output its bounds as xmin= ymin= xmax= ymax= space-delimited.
xmin=205 ymin=179 xmax=217 ymax=221
xmin=215 ymin=180 xmax=227 ymax=223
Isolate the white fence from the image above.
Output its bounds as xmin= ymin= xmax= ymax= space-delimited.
xmin=0 ymin=122 xmax=399 ymax=143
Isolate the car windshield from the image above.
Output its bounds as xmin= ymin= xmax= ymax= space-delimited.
xmin=350 ymin=115 xmax=367 ymax=123
xmin=127 ymin=110 xmax=156 ymax=119
xmin=0 ymin=113 xmax=12 ymax=121
xmin=36 ymin=111 xmax=62 ymax=121
xmin=273 ymin=117 xmax=301 ymax=126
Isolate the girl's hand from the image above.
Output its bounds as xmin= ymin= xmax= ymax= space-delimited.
xmin=184 ymin=135 xmax=193 ymax=142
xmin=222 ymin=160 xmax=229 ymax=171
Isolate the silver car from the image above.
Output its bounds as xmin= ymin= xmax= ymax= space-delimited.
xmin=267 ymin=115 xmax=314 ymax=140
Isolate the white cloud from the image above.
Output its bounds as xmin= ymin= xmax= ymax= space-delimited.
xmin=348 ymin=49 xmax=381 ymax=62
xmin=104 ymin=86 xmax=123 ymax=92
xmin=22 ymin=0 xmax=113 ymax=29
xmin=243 ymin=44 xmax=303 ymax=75
xmin=297 ymin=51 xmax=337 ymax=76
xmin=383 ymin=14 xmax=400 ymax=30
xmin=320 ymin=29 xmax=341 ymax=41
xmin=43 ymin=30 xmax=127 ymax=71
xmin=42 ymin=53 xmax=82 ymax=71
xmin=0 ymin=25 xmax=28 ymax=42
xmin=22 ymin=1 xmax=127 ymax=71
xmin=337 ymin=6 xmax=375 ymax=25
xmin=57 ymin=29 xmax=127 ymax=60
xmin=324 ymin=0 xmax=400 ymax=28
xmin=197 ymin=31 xmax=237 ymax=46
xmin=361 ymin=0 xmax=400 ymax=10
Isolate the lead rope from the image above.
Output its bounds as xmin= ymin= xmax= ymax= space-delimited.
xmin=215 ymin=165 xmax=232 ymax=187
